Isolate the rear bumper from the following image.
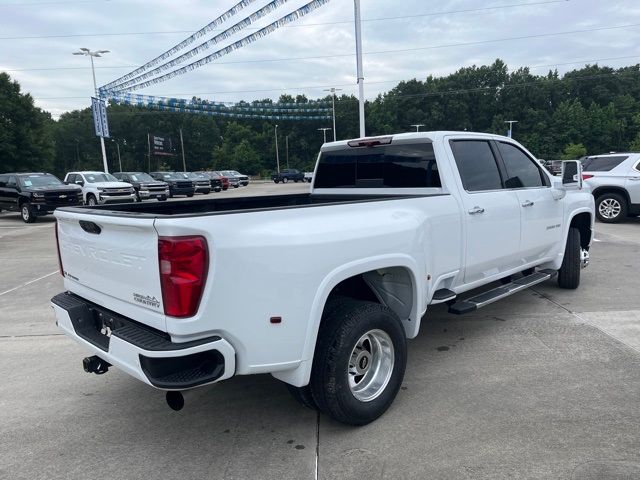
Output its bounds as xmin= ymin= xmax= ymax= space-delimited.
xmin=51 ymin=292 xmax=235 ymax=390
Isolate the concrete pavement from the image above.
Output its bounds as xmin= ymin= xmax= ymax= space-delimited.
xmin=0 ymin=185 xmax=638 ymax=479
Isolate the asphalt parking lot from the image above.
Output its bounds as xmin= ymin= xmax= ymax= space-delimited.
xmin=1 ymin=183 xmax=639 ymax=480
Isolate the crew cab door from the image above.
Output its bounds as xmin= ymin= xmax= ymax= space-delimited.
xmin=447 ymin=138 xmax=521 ymax=284
xmin=493 ymin=140 xmax=563 ymax=263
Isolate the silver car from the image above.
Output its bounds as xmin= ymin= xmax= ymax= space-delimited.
xmin=581 ymin=153 xmax=640 ymax=223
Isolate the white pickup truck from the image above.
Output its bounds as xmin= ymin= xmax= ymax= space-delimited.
xmin=51 ymin=131 xmax=594 ymax=425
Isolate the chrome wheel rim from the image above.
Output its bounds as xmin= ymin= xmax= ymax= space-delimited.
xmin=21 ymin=206 xmax=29 ymax=220
xmin=599 ymin=198 xmax=621 ymax=219
xmin=348 ymin=329 xmax=394 ymax=402
xmin=88 ymin=197 xmax=96 ymax=206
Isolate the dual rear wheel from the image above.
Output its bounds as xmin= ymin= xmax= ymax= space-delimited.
xmin=288 ymin=299 xmax=407 ymax=425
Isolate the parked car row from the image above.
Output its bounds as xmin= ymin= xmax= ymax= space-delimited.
xmin=0 ymin=169 xmax=251 ymax=222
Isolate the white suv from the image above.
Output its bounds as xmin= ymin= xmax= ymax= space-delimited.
xmin=64 ymin=171 xmax=136 ymax=206
xmin=581 ymin=153 xmax=640 ymax=223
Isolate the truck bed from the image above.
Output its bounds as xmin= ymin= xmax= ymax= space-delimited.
xmin=59 ymin=193 xmax=427 ymax=218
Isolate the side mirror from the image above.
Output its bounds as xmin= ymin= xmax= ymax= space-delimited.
xmin=561 ymin=160 xmax=583 ymax=189
xmin=75 ymin=180 xmax=84 ymax=187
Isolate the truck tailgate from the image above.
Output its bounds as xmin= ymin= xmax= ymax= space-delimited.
xmin=55 ymin=209 xmax=166 ymax=331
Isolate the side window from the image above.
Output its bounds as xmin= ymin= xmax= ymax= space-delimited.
xmin=635 ymin=161 xmax=640 ymax=172
xmin=497 ymin=142 xmax=545 ymax=188
xmin=450 ymin=140 xmax=503 ymax=192
xmin=7 ymin=176 xmax=18 ymax=188
xmin=66 ymin=174 xmax=76 ymax=184
xmin=582 ymin=156 xmax=628 ymax=172
xmin=0 ymin=175 xmax=7 ymax=187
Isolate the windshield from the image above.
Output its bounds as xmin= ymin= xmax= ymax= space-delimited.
xmin=221 ymin=171 xmax=236 ymax=176
xmin=129 ymin=173 xmax=156 ymax=182
xmin=19 ymin=174 xmax=63 ymax=187
xmin=159 ymin=172 xmax=188 ymax=180
xmin=85 ymin=173 xmax=118 ymax=183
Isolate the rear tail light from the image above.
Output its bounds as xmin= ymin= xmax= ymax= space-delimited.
xmin=582 ymin=174 xmax=594 ymax=180
xmin=158 ymin=236 xmax=208 ymax=318
xmin=347 ymin=136 xmax=393 ymax=148
xmin=54 ymin=220 xmax=64 ymax=276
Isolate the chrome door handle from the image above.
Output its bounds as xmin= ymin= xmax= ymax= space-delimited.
xmin=468 ymin=206 xmax=485 ymax=215
xmin=521 ymin=200 xmax=534 ymax=207
xmin=629 ymin=177 xmax=640 ymax=181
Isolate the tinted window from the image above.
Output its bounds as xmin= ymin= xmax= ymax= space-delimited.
xmin=7 ymin=176 xmax=18 ymax=187
xmin=66 ymin=174 xmax=76 ymax=183
xmin=450 ymin=140 xmax=502 ymax=192
xmin=635 ymin=161 xmax=640 ymax=172
xmin=315 ymin=143 xmax=441 ymax=189
xmin=497 ymin=142 xmax=544 ymax=188
xmin=0 ymin=175 xmax=7 ymax=187
xmin=581 ymin=156 xmax=628 ymax=172
xmin=19 ymin=174 xmax=63 ymax=187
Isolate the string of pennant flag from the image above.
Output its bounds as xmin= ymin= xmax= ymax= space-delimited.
xmin=99 ymin=0 xmax=332 ymax=96
xmin=110 ymin=97 xmax=332 ymax=121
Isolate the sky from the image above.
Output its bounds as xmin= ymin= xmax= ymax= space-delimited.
xmin=1 ymin=0 xmax=639 ymax=119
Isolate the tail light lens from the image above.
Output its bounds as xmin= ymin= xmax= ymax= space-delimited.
xmin=582 ymin=174 xmax=594 ymax=180
xmin=158 ymin=236 xmax=208 ymax=318
xmin=54 ymin=220 xmax=64 ymax=276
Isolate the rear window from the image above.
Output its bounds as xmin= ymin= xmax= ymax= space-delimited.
xmin=581 ymin=156 xmax=628 ymax=172
xmin=315 ymin=143 xmax=441 ymax=189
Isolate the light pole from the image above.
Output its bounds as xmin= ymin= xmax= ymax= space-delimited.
xmin=410 ymin=124 xmax=425 ymax=132
xmin=323 ymin=87 xmax=342 ymax=141
xmin=111 ymin=139 xmax=122 ymax=172
xmin=73 ymin=47 xmax=110 ymax=173
xmin=354 ymin=0 xmax=365 ymax=137
xmin=505 ymin=120 xmax=518 ymax=138
xmin=274 ymin=125 xmax=280 ymax=173
xmin=285 ymin=135 xmax=290 ymax=169
xmin=318 ymin=128 xmax=332 ymax=144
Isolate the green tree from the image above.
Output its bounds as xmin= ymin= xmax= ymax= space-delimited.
xmin=561 ymin=143 xmax=587 ymax=160
xmin=0 ymin=72 xmax=54 ymax=172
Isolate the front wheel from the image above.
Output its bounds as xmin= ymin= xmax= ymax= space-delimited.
xmin=187 ymin=193 xmax=194 ymax=198
xmin=21 ymin=203 xmax=36 ymax=223
xmin=273 ymin=179 xmax=279 ymax=184
xmin=282 ymin=177 xmax=289 ymax=184
xmin=596 ymin=193 xmax=627 ymax=223
xmin=309 ymin=300 xmax=407 ymax=425
xmin=86 ymin=195 xmax=98 ymax=207
xmin=558 ymin=227 xmax=581 ymax=289
xmin=157 ymin=196 xmax=167 ymax=201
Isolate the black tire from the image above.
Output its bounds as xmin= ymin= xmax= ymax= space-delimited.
xmin=274 ymin=179 xmax=279 ymax=184
xmin=309 ymin=300 xmax=407 ymax=425
xmin=86 ymin=194 xmax=98 ymax=207
xmin=158 ymin=196 xmax=167 ymax=201
xmin=282 ymin=177 xmax=289 ymax=184
xmin=596 ymin=193 xmax=628 ymax=223
xmin=20 ymin=202 xmax=36 ymax=223
xmin=135 ymin=192 xmax=142 ymax=202
xmin=287 ymin=384 xmax=318 ymax=410
xmin=294 ymin=179 xmax=299 ymax=183
xmin=558 ymin=227 xmax=581 ymax=289
xmin=187 ymin=193 xmax=194 ymax=198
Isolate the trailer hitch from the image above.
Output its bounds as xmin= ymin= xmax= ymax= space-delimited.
xmin=82 ymin=355 xmax=111 ymax=375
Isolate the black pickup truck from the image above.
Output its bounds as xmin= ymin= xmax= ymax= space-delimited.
xmin=271 ymin=168 xmax=305 ymax=183
xmin=113 ymin=172 xmax=170 ymax=201
xmin=0 ymin=172 xmax=83 ymax=222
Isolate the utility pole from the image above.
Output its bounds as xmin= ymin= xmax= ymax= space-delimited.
xmin=275 ymin=124 xmax=280 ymax=173
xmin=112 ymin=139 xmax=122 ymax=172
xmin=323 ymin=87 xmax=342 ymax=141
xmin=179 ymin=128 xmax=187 ymax=172
xmin=147 ymin=132 xmax=152 ymax=172
xmin=411 ymin=124 xmax=425 ymax=132
xmin=354 ymin=0 xmax=365 ymax=138
xmin=318 ymin=128 xmax=331 ymax=144
xmin=286 ymin=135 xmax=290 ymax=169
xmin=72 ymin=48 xmax=110 ymax=172
xmin=505 ymin=120 xmax=518 ymax=138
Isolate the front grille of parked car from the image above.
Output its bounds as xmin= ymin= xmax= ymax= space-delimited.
xmin=196 ymin=181 xmax=210 ymax=187
xmin=103 ymin=188 xmax=134 ymax=196
xmin=176 ymin=181 xmax=193 ymax=188
xmin=42 ymin=191 xmax=82 ymax=205
xmin=147 ymin=185 xmax=167 ymax=192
